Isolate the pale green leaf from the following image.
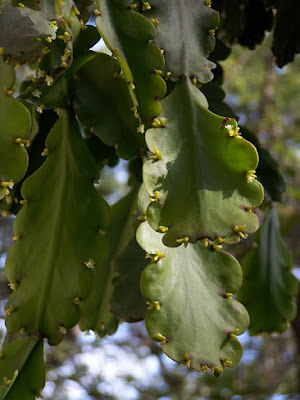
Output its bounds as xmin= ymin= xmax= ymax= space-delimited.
xmin=0 ymin=57 xmax=30 ymax=200
xmin=144 ymin=78 xmax=263 ymax=246
xmin=137 ymin=221 xmax=249 ymax=374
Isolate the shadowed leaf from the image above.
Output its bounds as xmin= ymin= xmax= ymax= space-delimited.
xmin=80 ymin=187 xmax=142 ymax=333
xmin=147 ymin=0 xmax=219 ymax=83
xmin=272 ymin=0 xmax=300 ymax=67
xmin=73 ymin=52 xmax=144 ymax=159
xmin=237 ymin=207 xmax=298 ymax=335
xmin=0 ymin=337 xmax=44 ymax=400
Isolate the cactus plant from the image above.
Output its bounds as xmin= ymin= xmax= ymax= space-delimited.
xmin=0 ymin=0 xmax=298 ymax=396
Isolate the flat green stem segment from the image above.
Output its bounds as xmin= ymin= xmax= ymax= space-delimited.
xmin=144 ymin=78 xmax=263 ymax=247
xmin=147 ymin=0 xmax=219 ymax=82
xmin=96 ymin=0 xmax=166 ymax=123
xmin=137 ymin=221 xmax=249 ymax=373
xmin=5 ymin=110 xmax=110 ymax=345
xmin=0 ymin=6 xmax=56 ymax=60
xmin=110 ymin=188 xmax=148 ymax=322
xmin=237 ymin=207 xmax=298 ymax=335
xmin=80 ymin=187 xmax=145 ymax=332
xmin=73 ymin=53 xmax=144 ymax=159
xmin=0 ymin=337 xmax=44 ymax=400
xmin=0 ymin=57 xmax=30 ymax=199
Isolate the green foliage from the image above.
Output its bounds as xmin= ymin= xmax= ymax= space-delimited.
xmin=0 ymin=336 xmax=44 ymax=400
xmin=73 ymin=52 xmax=144 ymax=158
xmin=146 ymin=0 xmax=219 ymax=82
xmin=0 ymin=6 xmax=56 ymax=62
xmin=144 ymin=78 xmax=263 ymax=246
xmin=96 ymin=0 xmax=166 ymax=124
xmin=137 ymin=221 xmax=249 ymax=374
xmin=5 ymin=111 xmax=109 ymax=345
xmin=237 ymin=207 xmax=298 ymax=335
xmin=0 ymin=58 xmax=30 ymax=200
xmin=0 ymin=0 xmax=298 ymax=396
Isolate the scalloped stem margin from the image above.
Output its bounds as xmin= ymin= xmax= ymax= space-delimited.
xmin=95 ymin=0 xmax=166 ymax=124
xmin=137 ymin=221 xmax=249 ymax=374
xmin=143 ymin=77 xmax=263 ymax=247
xmin=5 ymin=109 xmax=110 ymax=345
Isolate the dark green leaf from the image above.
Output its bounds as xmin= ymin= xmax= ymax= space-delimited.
xmin=73 ymin=52 xmax=144 ymax=159
xmin=272 ymin=0 xmax=300 ymax=67
xmin=96 ymin=0 xmax=166 ymax=123
xmin=0 ymin=337 xmax=44 ymax=400
xmin=5 ymin=110 xmax=110 ymax=345
xmin=80 ymin=188 xmax=142 ymax=333
xmin=147 ymin=0 xmax=219 ymax=83
xmin=237 ymin=207 xmax=298 ymax=335
xmin=74 ymin=25 xmax=101 ymax=56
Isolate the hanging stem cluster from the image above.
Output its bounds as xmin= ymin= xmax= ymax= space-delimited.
xmin=0 ymin=0 xmax=298 ymax=397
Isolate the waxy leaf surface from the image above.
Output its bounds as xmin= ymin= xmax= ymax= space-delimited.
xmin=148 ymin=0 xmax=219 ymax=82
xmin=0 ymin=337 xmax=44 ymax=400
xmin=137 ymin=221 xmax=249 ymax=372
xmin=237 ymin=207 xmax=298 ymax=335
xmin=96 ymin=0 xmax=166 ymax=123
xmin=0 ymin=6 xmax=56 ymax=60
xmin=0 ymin=58 xmax=30 ymax=200
xmin=144 ymin=78 xmax=263 ymax=247
xmin=5 ymin=110 xmax=109 ymax=345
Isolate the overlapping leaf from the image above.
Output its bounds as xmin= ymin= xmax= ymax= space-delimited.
xmin=137 ymin=221 xmax=249 ymax=373
xmin=0 ymin=336 xmax=45 ymax=400
xmin=5 ymin=110 xmax=110 ymax=345
xmin=80 ymin=187 xmax=146 ymax=332
xmin=144 ymin=78 xmax=263 ymax=247
xmin=36 ymin=52 xmax=95 ymax=109
xmin=96 ymin=0 xmax=166 ymax=123
xmin=41 ymin=0 xmax=78 ymax=20
xmin=215 ymin=0 xmax=273 ymax=50
xmin=237 ymin=207 xmax=298 ymax=335
xmin=0 ymin=6 xmax=56 ymax=61
xmin=1 ymin=110 xmax=58 ymax=217
xmin=0 ymin=57 xmax=30 ymax=200
xmin=85 ymin=133 xmax=119 ymax=170
xmin=73 ymin=53 xmax=144 ymax=159
xmin=111 ymin=235 xmax=148 ymax=322
xmin=147 ymin=0 xmax=219 ymax=83
xmin=201 ymin=82 xmax=236 ymax=118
